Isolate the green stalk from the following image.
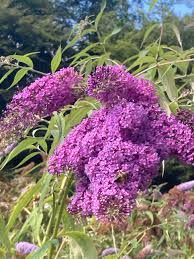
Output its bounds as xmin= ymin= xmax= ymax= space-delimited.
xmin=43 ymin=192 xmax=56 ymax=244
xmin=9 ymin=63 xmax=46 ymax=75
xmin=134 ymin=58 xmax=194 ymax=77
xmin=48 ymin=172 xmax=73 ymax=259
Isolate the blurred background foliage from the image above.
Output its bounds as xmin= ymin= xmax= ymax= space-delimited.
xmin=0 ymin=0 xmax=194 ymax=72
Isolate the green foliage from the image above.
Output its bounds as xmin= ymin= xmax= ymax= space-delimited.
xmin=0 ymin=214 xmax=11 ymax=254
xmin=6 ymin=177 xmax=43 ymax=231
xmin=26 ymin=239 xmax=59 ymax=259
xmin=67 ymin=231 xmax=98 ymax=259
xmin=51 ymin=46 xmax=62 ymax=73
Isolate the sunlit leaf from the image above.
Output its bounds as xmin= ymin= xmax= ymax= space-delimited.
xmin=0 ymin=69 xmax=15 ymax=85
xmin=149 ymin=0 xmax=158 ymax=11
xmin=27 ymin=239 xmax=58 ymax=259
xmin=66 ymin=231 xmax=98 ymax=259
xmin=145 ymin=211 xmax=154 ymax=225
xmin=0 ymin=138 xmax=38 ymax=170
xmin=70 ymin=43 xmax=99 ymax=65
xmin=24 ymin=52 xmax=40 ymax=57
xmin=95 ymin=0 xmax=106 ymax=30
xmin=103 ymin=27 xmax=122 ymax=43
xmin=13 ymin=151 xmax=40 ymax=169
xmin=10 ymin=54 xmax=34 ymax=68
xmin=85 ymin=60 xmax=93 ymax=76
xmin=141 ymin=24 xmax=158 ymax=47
xmin=0 ymin=214 xmax=11 ymax=253
xmin=171 ymin=25 xmax=182 ymax=49
xmin=158 ymin=66 xmax=178 ymax=101
xmin=6 ymin=178 xmax=43 ymax=231
xmin=169 ymin=101 xmax=179 ymax=114
xmin=51 ymin=45 xmax=62 ymax=73
xmin=9 ymin=68 xmax=30 ymax=89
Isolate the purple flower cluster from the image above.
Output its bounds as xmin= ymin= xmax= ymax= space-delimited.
xmin=15 ymin=241 xmax=39 ymax=255
xmin=0 ymin=68 xmax=82 ymax=151
xmin=87 ymin=65 xmax=158 ymax=107
xmin=176 ymin=109 xmax=194 ymax=134
xmin=48 ymin=66 xmax=194 ymax=222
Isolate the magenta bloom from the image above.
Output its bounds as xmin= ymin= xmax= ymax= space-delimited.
xmin=15 ymin=242 xmax=39 ymax=255
xmin=176 ymin=109 xmax=194 ymax=133
xmin=48 ymin=67 xmax=194 ymax=222
xmin=87 ymin=65 xmax=158 ymax=106
xmin=0 ymin=68 xmax=82 ymax=151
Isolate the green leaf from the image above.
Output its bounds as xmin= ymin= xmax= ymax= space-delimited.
xmin=176 ymin=62 xmax=189 ymax=74
xmin=10 ymin=54 xmax=34 ymax=68
xmin=13 ymin=175 xmax=51 ymax=242
xmin=51 ymin=45 xmax=62 ymax=73
xmin=70 ymin=43 xmax=99 ymax=65
xmin=0 ymin=248 xmax=6 ymax=257
xmin=169 ymin=101 xmax=179 ymax=114
xmin=128 ymin=56 xmax=155 ymax=71
xmin=66 ymin=231 xmax=98 ymax=259
xmin=95 ymin=0 xmax=106 ymax=30
xmin=9 ymin=68 xmax=29 ymax=89
xmin=63 ymin=28 xmax=96 ymax=54
xmin=0 ymin=138 xmax=37 ymax=170
xmin=141 ymin=24 xmax=158 ymax=47
xmin=149 ymin=0 xmax=158 ymax=11
xmin=24 ymin=52 xmax=40 ymax=57
xmin=6 ymin=178 xmax=43 ymax=231
xmin=145 ymin=211 xmax=154 ymax=225
xmin=26 ymin=240 xmax=58 ymax=259
xmin=0 ymin=69 xmax=15 ymax=85
xmin=0 ymin=214 xmax=11 ymax=253
xmin=14 ymin=208 xmax=38 ymax=241
xmin=103 ymin=27 xmax=122 ymax=43
xmin=97 ymin=54 xmax=109 ymax=66
xmin=63 ymin=35 xmax=80 ymax=53
xmin=30 ymin=211 xmax=43 ymax=242
xmin=84 ymin=60 xmax=93 ymax=76
xmin=14 ymin=151 xmax=40 ymax=169
xmin=62 ymin=211 xmax=83 ymax=232
xmin=171 ymin=25 xmax=182 ymax=49
xmin=38 ymin=174 xmax=53 ymax=208
xmin=158 ymin=66 xmax=178 ymax=101
xmin=144 ymin=67 xmax=156 ymax=81
xmin=37 ymin=139 xmax=48 ymax=153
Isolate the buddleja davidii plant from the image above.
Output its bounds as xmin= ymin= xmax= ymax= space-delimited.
xmin=0 ymin=2 xmax=193 ymax=259
xmin=125 ymin=23 xmax=194 ymax=115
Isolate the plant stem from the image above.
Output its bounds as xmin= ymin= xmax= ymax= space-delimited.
xmin=7 ymin=63 xmax=46 ymax=76
xmin=134 ymin=58 xmax=194 ymax=77
xmin=48 ymin=173 xmax=73 ymax=259
xmin=54 ymin=238 xmax=66 ymax=259
xmin=155 ymin=24 xmax=163 ymax=61
xmin=111 ymin=225 xmax=117 ymax=255
xmin=155 ymin=73 xmax=194 ymax=84
xmin=43 ymin=192 xmax=56 ymax=244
